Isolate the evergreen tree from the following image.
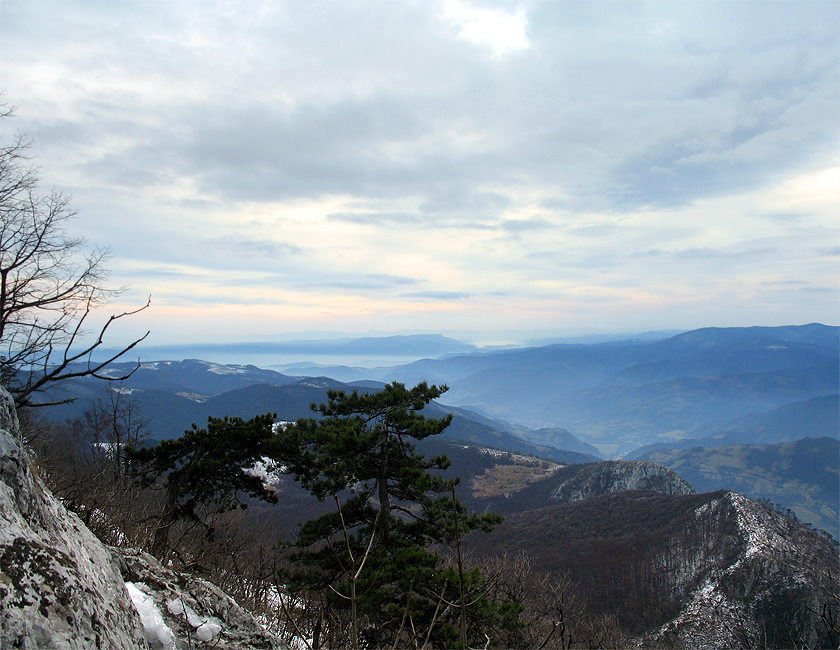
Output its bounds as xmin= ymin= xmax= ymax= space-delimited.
xmin=276 ymin=382 xmax=503 ymax=648
xmin=126 ymin=413 xmax=277 ymax=557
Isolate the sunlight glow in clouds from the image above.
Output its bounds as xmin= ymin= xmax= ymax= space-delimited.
xmin=440 ymin=0 xmax=529 ymax=57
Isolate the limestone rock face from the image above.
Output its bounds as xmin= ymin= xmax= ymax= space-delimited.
xmin=549 ymin=459 xmax=696 ymax=502
xmin=116 ymin=547 xmax=283 ymax=650
xmin=0 ymin=386 xmax=285 ymax=649
xmin=0 ymin=388 xmax=148 ymax=649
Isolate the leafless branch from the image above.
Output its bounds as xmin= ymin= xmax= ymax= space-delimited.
xmin=1 ymin=100 xmax=149 ymax=406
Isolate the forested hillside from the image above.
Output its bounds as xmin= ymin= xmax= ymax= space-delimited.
xmin=635 ymin=437 xmax=840 ymax=537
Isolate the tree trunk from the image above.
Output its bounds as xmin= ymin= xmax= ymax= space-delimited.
xmin=377 ymin=427 xmax=390 ymax=546
xmin=151 ymin=480 xmax=179 ymax=557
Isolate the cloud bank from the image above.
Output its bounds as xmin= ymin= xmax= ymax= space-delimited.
xmin=1 ymin=0 xmax=836 ymax=343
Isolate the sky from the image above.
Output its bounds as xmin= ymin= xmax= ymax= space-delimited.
xmin=0 ymin=0 xmax=838 ymax=347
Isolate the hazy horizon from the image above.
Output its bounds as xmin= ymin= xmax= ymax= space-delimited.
xmin=90 ymin=322 xmax=835 ymax=370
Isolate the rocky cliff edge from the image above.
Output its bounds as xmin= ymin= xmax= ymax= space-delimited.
xmin=549 ymin=459 xmax=696 ymax=502
xmin=0 ymin=386 xmax=283 ymax=649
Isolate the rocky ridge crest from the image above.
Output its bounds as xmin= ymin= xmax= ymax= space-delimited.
xmin=641 ymin=490 xmax=839 ymax=648
xmin=549 ymin=459 xmax=696 ymax=502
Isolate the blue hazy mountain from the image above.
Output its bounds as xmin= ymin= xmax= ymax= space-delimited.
xmin=41 ymin=368 xmax=598 ymax=464
xmin=94 ymin=334 xmax=477 ymax=368
xmin=40 ymin=324 xmax=838 ymax=459
xmin=103 ymin=359 xmax=298 ymax=394
xmin=372 ymin=324 xmax=838 ymax=455
xmin=628 ymin=394 xmax=840 ymax=456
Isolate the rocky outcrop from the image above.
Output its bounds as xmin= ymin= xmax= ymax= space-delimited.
xmin=0 ymin=388 xmax=147 ymax=649
xmin=0 ymin=386 xmax=284 ymax=649
xmin=639 ymin=491 xmax=840 ymax=649
xmin=116 ymin=547 xmax=281 ymax=649
xmin=549 ymin=460 xmax=695 ymax=502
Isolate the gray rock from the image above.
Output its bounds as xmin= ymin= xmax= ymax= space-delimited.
xmin=0 ymin=385 xmax=285 ymax=649
xmin=0 ymin=388 xmax=148 ymax=649
xmin=116 ymin=546 xmax=283 ymax=649
xmin=549 ymin=459 xmax=696 ymax=502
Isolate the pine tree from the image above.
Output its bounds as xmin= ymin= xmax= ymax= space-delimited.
xmin=126 ymin=413 xmax=277 ymax=557
xmin=276 ymin=382 xmax=502 ymax=648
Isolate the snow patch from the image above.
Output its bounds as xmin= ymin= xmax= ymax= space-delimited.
xmin=657 ymin=577 xmax=747 ymax=646
xmin=246 ymin=457 xmax=287 ymax=486
xmin=202 ymin=361 xmax=248 ymax=375
xmin=175 ymin=391 xmax=207 ymax=403
xmin=476 ymin=447 xmax=562 ymax=468
xmin=95 ymin=367 xmax=123 ymax=378
xmin=256 ymin=585 xmax=313 ymax=650
xmin=728 ymin=492 xmax=796 ymax=558
xmin=126 ymin=582 xmax=176 ymax=649
xmin=299 ymin=379 xmax=330 ymax=387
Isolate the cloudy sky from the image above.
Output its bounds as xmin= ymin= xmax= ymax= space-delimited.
xmin=1 ymin=0 xmax=837 ymax=346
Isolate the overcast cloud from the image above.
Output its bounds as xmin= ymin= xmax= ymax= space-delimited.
xmin=0 ymin=0 xmax=837 ymax=344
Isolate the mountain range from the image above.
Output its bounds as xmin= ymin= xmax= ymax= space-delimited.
xmin=232 ymin=324 xmax=838 ymax=458
xmin=31 ymin=324 xmax=839 ymax=537
xmin=374 ymin=324 xmax=838 ymax=456
xmin=93 ymin=334 xmax=478 ymax=369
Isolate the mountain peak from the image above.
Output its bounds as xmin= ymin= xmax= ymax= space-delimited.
xmin=549 ymin=460 xmax=696 ymax=502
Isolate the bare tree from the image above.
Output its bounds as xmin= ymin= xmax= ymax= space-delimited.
xmin=63 ymin=383 xmax=151 ymax=478
xmin=0 ymin=96 xmax=149 ymax=407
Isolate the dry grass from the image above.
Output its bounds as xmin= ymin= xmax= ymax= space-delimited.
xmin=470 ymin=457 xmax=562 ymax=499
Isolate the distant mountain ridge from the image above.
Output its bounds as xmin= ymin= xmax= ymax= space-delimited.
xmin=688 ymin=393 xmax=840 ymax=445
xmin=94 ymin=334 xmax=477 ymax=367
xmin=40 ymin=367 xmax=600 ymax=464
xmin=40 ymin=324 xmax=839 ymax=459
xmin=371 ymin=323 xmax=839 ymax=455
xmin=105 ymin=359 xmax=298 ymax=394
xmin=506 ymin=426 xmax=602 ymax=457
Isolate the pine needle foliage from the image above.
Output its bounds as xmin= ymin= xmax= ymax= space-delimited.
xmin=276 ymin=381 xmax=504 ymax=648
xmin=126 ymin=412 xmax=278 ymax=557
